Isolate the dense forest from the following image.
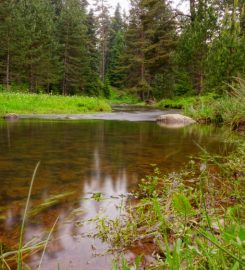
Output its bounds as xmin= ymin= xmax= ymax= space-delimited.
xmin=0 ymin=0 xmax=244 ymax=99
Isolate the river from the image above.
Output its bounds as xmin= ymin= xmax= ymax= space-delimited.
xmin=0 ymin=106 xmax=236 ymax=269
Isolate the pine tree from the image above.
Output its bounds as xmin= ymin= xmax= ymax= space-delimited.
xmin=174 ymin=0 xmax=217 ymax=94
xmin=121 ymin=0 xmax=147 ymax=98
xmin=205 ymin=0 xmax=245 ymax=93
xmin=0 ymin=0 xmax=16 ymax=89
xmin=106 ymin=4 xmax=126 ymax=87
xmin=58 ymin=0 xmax=89 ymax=95
xmin=93 ymin=0 xmax=111 ymax=82
xmin=140 ymin=0 xmax=176 ymax=98
xmin=13 ymin=0 xmax=60 ymax=92
xmin=119 ymin=0 xmax=176 ymax=99
xmin=86 ymin=9 xmax=102 ymax=95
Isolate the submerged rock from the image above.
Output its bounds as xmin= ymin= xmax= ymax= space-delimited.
xmin=3 ymin=113 xmax=19 ymax=120
xmin=156 ymin=114 xmax=196 ymax=128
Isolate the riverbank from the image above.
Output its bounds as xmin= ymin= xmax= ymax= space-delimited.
xmin=95 ymin=142 xmax=245 ymax=269
xmin=0 ymin=92 xmax=111 ymax=115
xmin=157 ymin=79 xmax=245 ymax=133
xmin=157 ymin=94 xmax=244 ymax=133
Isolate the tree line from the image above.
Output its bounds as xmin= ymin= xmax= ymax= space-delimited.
xmin=0 ymin=0 xmax=244 ymax=99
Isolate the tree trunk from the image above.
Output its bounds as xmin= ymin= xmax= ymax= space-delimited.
xmin=101 ymin=0 xmax=106 ymax=82
xmin=29 ymin=63 xmax=34 ymax=93
xmin=6 ymin=37 xmax=10 ymax=90
xmin=140 ymin=28 xmax=146 ymax=100
xmin=63 ymin=25 xmax=69 ymax=95
xmin=190 ymin=0 xmax=195 ymax=22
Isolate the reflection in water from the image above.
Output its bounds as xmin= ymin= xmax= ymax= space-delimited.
xmin=0 ymin=119 xmax=237 ymax=269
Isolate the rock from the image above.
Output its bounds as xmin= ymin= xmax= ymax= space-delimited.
xmin=3 ymin=113 xmax=19 ymax=120
xmin=233 ymin=120 xmax=245 ymax=136
xmin=156 ymin=114 xmax=196 ymax=128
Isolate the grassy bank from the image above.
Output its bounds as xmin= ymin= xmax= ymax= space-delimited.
xmin=109 ymin=88 xmax=142 ymax=104
xmin=94 ymin=142 xmax=245 ymax=269
xmin=0 ymin=92 xmax=111 ymax=115
xmin=157 ymin=79 xmax=245 ymax=130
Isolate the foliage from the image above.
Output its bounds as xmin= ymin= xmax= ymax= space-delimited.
xmin=118 ymin=0 xmax=176 ymax=100
xmin=106 ymin=4 xmax=126 ymax=88
xmin=112 ymin=256 xmax=142 ymax=270
xmin=205 ymin=0 xmax=245 ymax=94
xmin=57 ymin=0 xmax=90 ymax=95
xmin=174 ymin=0 xmax=245 ymax=95
xmin=0 ymin=0 xmax=244 ymax=100
xmin=92 ymin=143 xmax=245 ymax=269
xmin=185 ymin=78 xmax=245 ymax=127
xmin=157 ymin=78 xmax=245 ymax=129
xmin=103 ymin=76 xmax=111 ymax=99
xmin=109 ymin=88 xmax=140 ymax=104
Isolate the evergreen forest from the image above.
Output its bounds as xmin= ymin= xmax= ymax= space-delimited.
xmin=0 ymin=0 xmax=244 ymax=99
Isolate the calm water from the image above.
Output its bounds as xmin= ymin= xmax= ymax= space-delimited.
xmin=0 ymin=115 xmax=235 ymax=269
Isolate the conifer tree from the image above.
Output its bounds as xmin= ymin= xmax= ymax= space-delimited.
xmin=13 ymin=0 xmax=59 ymax=92
xmin=121 ymin=0 xmax=147 ymax=97
xmin=93 ymin=0 xmax=111 ymax=82
xmin=174 ymin=0 xmax=217 ymax=94
xmin=0 ymin=0 xmax=16 ymax=89
xmin=58 ymin=0 xmax=89 ymax=95
xmin=86 ymin=9 xmax=102 ymax=95
xmin=120 ymin=0 xmax=176 ymax=99
xmin=106 ymin=4 xmax=126 ymax=87
xmin=205 ymin=0 xmax=245 ymax=93
xmin=140 ymin=0 xmax=176 ymax=98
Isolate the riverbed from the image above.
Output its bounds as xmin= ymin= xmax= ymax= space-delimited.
xmin=0 ymin=106 xmax=237 ymax=269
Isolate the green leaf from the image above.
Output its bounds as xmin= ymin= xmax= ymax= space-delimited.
xmin=172 ymin=193 xmax=193 ymax=216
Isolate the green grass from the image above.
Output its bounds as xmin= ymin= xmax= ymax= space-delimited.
xmin=157 ymin=94 xmax=220 ymax=120
xmin=0 ymin=92 xmax=111 ymax=115
xmin=93 ymin=143 xmax=245 ymax=269
xmin=109 ymin=88 xmax=142 ymax=105
xmin=157 ymin=78 xmax=245 ymax=129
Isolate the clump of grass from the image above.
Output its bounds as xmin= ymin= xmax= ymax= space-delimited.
xmin=157 ymin=78 xmax=245 ymax=130
xmin=92 ymin=143 xmax=245 ymax=269
xmin=0 ymin=92 xmax=111 ymax=115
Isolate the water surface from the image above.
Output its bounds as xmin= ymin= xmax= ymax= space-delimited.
xmin=0 ymin=114 xmax=235 ymax=269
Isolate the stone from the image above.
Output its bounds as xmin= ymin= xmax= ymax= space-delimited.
xmin=3 ymin=113 xmax=19 ymax=120
xmin=156 ymin=114 xmax=196 ymax=128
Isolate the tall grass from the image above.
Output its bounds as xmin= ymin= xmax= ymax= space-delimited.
xmin=157 ymin=78 xmax=245 ymax=129
xmin=17 ymin=162 xmax=40 ymax=270
xmin=0 ymin=92 xmax=111 ymax=114
xmin=0 ymin=163 xmax=59 ymax=270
